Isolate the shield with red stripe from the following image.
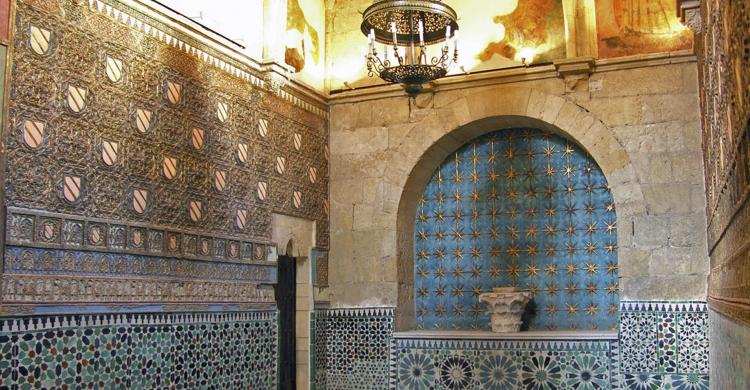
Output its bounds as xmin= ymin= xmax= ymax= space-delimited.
xmin=132 ymin=189 xmax=148 ymax=214
xmin=62 ymin=175 xmax=82 ymax=203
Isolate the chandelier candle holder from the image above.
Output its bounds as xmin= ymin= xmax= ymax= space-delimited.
xmin=361 ymin=0 xmax=459 ymax=97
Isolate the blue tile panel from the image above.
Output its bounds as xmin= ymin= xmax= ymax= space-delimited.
xmin=312 ymin=308 xmax=395 ymax=390
xmin=394 ymin=336 xmax=617 ymax=389
xmin=0 ymin=311 xmax=278 ymax=389
xmin=414 ymin=128 xmax=618 ymax=331
xmin=618 ymin=301 xmax=709 ymax=389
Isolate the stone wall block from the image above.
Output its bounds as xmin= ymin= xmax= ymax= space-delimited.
xmin=330 ymin=126 xmax=388 ymax=155
xmin=633 ymin=215 xmax=669 ymax=247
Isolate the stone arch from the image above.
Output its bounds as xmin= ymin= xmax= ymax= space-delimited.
xmin=391 ymin=87 xmax=645 ymax=330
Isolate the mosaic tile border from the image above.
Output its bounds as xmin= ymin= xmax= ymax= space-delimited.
xmin=7 ymin=207 xmax=275 ymax=265
xmin=393 ymin=334 xmax=619 ymax=389
xmin=0 ymin=310 xmax=278 ymax=389
xmin=312 ymin=307 xmax=395 ymax=390
xmin=618 ymin=301 xmax=709 ymax=389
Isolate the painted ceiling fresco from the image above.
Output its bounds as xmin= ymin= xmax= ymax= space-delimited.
xmin=596 ymin=0 xmax=692 ymax=58
xmin=285 ymin=0 xmax=325 ymax=89
xmin=414 ymin=129 xmax=619 ymax=331
xmin=454 ymin=0 xmax=566 ymax=71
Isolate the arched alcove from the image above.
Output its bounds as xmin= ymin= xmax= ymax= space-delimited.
xmin=412 ymin=127 xmax=618 ymax=331
xmin=393 ymin=107 xmax=644 ymax=331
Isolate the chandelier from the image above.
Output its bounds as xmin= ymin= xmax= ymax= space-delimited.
xmin=361 ymin=0 xmax=459 ymax=97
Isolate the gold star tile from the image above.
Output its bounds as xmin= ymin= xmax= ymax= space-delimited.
xmin=470 ymin=150 xmax=481 ymax=165
xmin=527 ymin=283 xmax=539 ymax=295
xmin=487 ymin=188 xmax=499 ymax=200
xmin=585 ymin=262 xmax=599 ymax=275
xmin=565 ymin=185 xmax=575 ymax=195
xmin=436 ymin=171 xmax=444 ymax=185
xmin=436 ymin=193 xmax=445 ymax=204
xmin=566 ymin=303 xmax=579 ymax=315
xmin=418 ymin=230 xmax=428 ymax=241
xmin=564 ymin=203 xmax=576 ymax=215
xmin=545 ymin=244 xmax=557 ymax=256
xmin=608 ymin=303 xmax=618 ymax=315
xmin=563 ymin=165 xmax=575 ymax=177
xmin=606 ymin=262 xmax=617 ymax=275
xmin=488 ymin=170 xmax=499 ymax=182
xmin=545 ymin=207 xmax=557 ymax=217
xmin=526 ymin=226 xmax=538 ymax=238
xmin=546 ymin=283 xmax=559 ymax=296
xmin=453 ymin=190 xmax=463 ymax=202
xmin=435 ymin=286 xmax=447 ymax=297
xmin=565 ymin=224 xmax=576 ymax=236
xmin=507 ymin=225 xmax=519 ymax=239
xmin=490 ymin=247 xmax=502 ymax=258
xmin=526 ymin=207 xmax=538 ymax=217
xmin=524 ymin=168 xmax=537 ymax=180
xmin=508 ymin=264 xmax=520 ymax=277
xmin=607 ymin=282 xmax=619 ymax=295
xmin=564 ymin=144 xmax=574 ymax=155
xmin=504 ymin=149 xmax=516 ymax=160
xmin=470 ymin=171 xmax=480 ymax=183
xmin=435 ymin=267 xmax=446 ymax=279
xmin=418 ymin=287 xmax=429 ymax=297
xmin=471 ymin=229 xmax=482 ymax=239
xmin=545 ymin=186 xmax=557 ymax=198
xmin=544 ymin=145 xmax=555 ymax=157
xmin=471 ymin=209 xmax=481 ymax=221
xmin=452 ymin=304 xmax=465 ymax=317
xmin=585 ymin=242 xmax=598 ymax=254
xmin=545 ymin=304 xmax=559 ymax=315
xmin=585 ymin=184 xmax=595 ymax=194
xmin=545 ymin=165 xmax=556 ymax=176
xmin=452 ymin=210 xmax=464 ymax=222
xmin=526 ymin=263 xmax=539 ymax=276
xmin=470 ymin=304 xmax=483 ymax=317
xmin=452 ymin=171 xmax=463 ymax=184
xmin=587 ymin=222 xmax=597 ymax=234
xmin=507 ymin=245 xmax=520 ymax=258
xmin=490 ymin=227 xmax=501 ymax=239
xmin=451 ymin=286 xmax=464 ymax=297
xmin=545 ymin=224 xmax=558 ymax=237
xmin=434 ymin=211 xmax=445 ymax=222
xmin=417 ymin=249 xmax=429 ymax=260
xmin=452 ymin=266 xmax=465 ymax=278
xmin=525 ymin=188 xmax=536 ymax=199
xmin=566 ymin=242 xmax=577 ymax=254
xmin=434 ymin=248 xmax=446 ymax=259
xmin=418 ymin=267 xmax=429 ymax=278
xmin=418 ymin=212 xmax=428 ymax=222
xmin=471 ymin=247 xmax=481 ymax=258
xmin=488 ymin=152 xmax=499 ymax=163
xmin=566 ymin=263 xmax=578 ymax=275
xmin=435 ymin=304 xmax=447 ymax=316
xmin=586 ymin=282 xmax=598 ymax=295
xmin=606 ymin=243 xmax=617 ymax=253
xmin=471 ymin=285 xmax=483 ymax=297
xmin=585 ymin=304 xmax=598 ymax=316
xmin=506 ymin=189 xmax=519 ymax=200
xmin=490 ymin=207 xmax=500 ymax=220
xmin=418 ymin=307 xmax=428 ymax=316
xmin=565 ymin=283 xmax=579 ymax=295
xmin=545 ymin=263 xmax=558 ymax=276
xmin=435 ymin=229 xmax=445 ymax=240
xmin=527 ymin=245 xmax=539 ymax=256
xmin=453 ymin=248 xmax=464 ymax=260
xmin=418 ymin=195 xmax=428 ymax=205
xmin=470 ymin=265 xmax=482 ymax=278
xmin=489 ymin=266 xmax=501 ymax=277
xmin=452 ymin=228 xmax=464 ymax=240
xmin=605 ymin=221 xmax=616 ymax=234
xmin=605 ymin=202 xmax=615 ymax=212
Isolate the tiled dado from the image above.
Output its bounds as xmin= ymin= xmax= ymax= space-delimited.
xmin=618 ymin=301 xmax=709 ymax=389
xmin=0 ymin=310 xmax=278 ymax=389
xmin=311 ymin=308 xmax=395 ymax=390
xmin=7 ymin=207 xmax=274 ymax=265
xmin=393 ymin=334 xmax=618 ymax=389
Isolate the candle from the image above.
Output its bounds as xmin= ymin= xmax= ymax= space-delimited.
xmin=445 ymin=25 xmax=451 ymax=41
xmin=391 ymin=22 xmax=398 ymax=46
xmin=418 ymin=20 xmax=424 ymax=46
xmin=453 ymin=29 xmax=459 ymax=52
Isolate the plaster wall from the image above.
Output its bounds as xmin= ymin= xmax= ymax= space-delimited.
xmin=327 ymin=60 xmax=707 ymax=322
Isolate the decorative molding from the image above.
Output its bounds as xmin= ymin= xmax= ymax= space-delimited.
xmin=678 ymin=0 xmax=702 ymax=33
xmin=6 ymin=207 xmax=274 ymax=265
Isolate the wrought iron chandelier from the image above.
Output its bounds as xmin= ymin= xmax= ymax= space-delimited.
xmin=361 ymin=0 xmax=459 ymax=97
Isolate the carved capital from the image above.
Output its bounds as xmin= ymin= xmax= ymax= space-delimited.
xmin=678 ymin=0 xmax=702 ymax=33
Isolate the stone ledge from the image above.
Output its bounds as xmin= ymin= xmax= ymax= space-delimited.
xmin=393 ymin=330 xmax=619 ymax=340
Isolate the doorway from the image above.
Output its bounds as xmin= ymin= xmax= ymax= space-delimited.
xmin=276 ymin=255 xmax=297 ymax=390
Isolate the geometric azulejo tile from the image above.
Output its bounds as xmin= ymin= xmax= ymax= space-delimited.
xmin=620 ymin=311 xmax=658 ymax=373
xmin=677 ymin=312 xmax=709 ymax=374
xmin=657 ymin=312 xmax=678 ymax=373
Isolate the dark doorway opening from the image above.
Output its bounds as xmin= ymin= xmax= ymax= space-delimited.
xmin=275 ymin=255 xmax=297 ymax=390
